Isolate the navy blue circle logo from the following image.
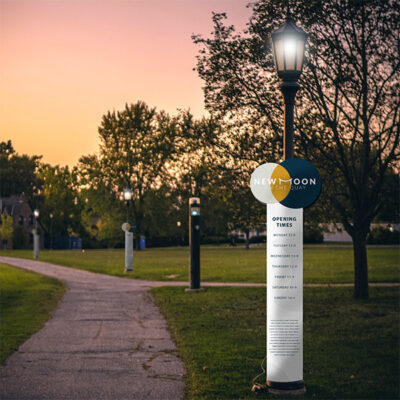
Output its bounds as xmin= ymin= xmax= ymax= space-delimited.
xmin=279 ymin=158 xmax=321 ymax=208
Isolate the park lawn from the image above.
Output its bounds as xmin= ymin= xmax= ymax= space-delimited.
xmin=1 ymin=245 xmax=398 ymax=283
xmin=0 ymin=263 xmax=65 ymax=364
xmin=151 ymin=286 xmax=399 ymax=399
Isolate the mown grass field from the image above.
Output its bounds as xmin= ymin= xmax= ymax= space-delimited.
xmin=1 ymin=244 xmax=399 ymax=283
xmin=0 ymin=263 xmax=65 ymax=364
xmin=152 ymin=286 xmax=399 ymax=399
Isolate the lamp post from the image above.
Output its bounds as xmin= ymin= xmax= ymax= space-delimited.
xmin=49 ymin=212 xmax=54 ymax=250
xmin=33 ymin=208 xmax=40 ymax=259
xmin=122 ymin=188 xmax=133 ymax=272
xmin=123 ymin=188 xmax=132 ymax=221
xmin=271 ymin=7 xmax=308 ymax=160
xmin=264 ymin=8 xmax=308 ymax=395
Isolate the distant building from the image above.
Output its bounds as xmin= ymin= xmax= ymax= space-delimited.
xmin=0 ymin=195 xmax=44 ymax=250
xmin=323 ymin=223 xmax=400 ymax=243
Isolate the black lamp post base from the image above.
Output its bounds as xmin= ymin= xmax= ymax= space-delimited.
xmin=266 ymin=380 xmax=306 ymax=395
xmin=185 ymin=288 xmax=205 ymax=293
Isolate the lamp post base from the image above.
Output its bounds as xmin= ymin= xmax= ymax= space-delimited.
xmin=266 ymin=380 xmax=306 ymax=395
xmin=185 ymin=288 xmax=205 ymax=293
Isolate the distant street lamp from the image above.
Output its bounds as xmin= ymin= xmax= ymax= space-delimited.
xmin=271 ymin=8 xmax=308 ymax=160
xmin=49 ymin=212 xmax=54 ymax=250
xmin=33 ymin=209 xmax=40 ymax=259
xmin=122 ymin=188 xmax=133 ymax=272
xmin=34 ymin=209 xmax=39 ymax=226
xmin=123 ymin=188 xmax=133 ymax=220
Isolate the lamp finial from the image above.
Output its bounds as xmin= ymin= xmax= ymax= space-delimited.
xmin=286 ymin=0 xmax=292 ymax=20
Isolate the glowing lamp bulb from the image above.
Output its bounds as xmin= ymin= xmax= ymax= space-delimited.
xmin=284 ymin=39 xmax=296 ymax=57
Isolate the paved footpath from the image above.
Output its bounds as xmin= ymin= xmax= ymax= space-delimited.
xmin=0 ymin=257 xmax=185 ymax=400
xmin=1 ymin=258 xmax=398 ymax=400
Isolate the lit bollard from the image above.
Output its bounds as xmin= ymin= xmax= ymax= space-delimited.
xmin=186 ymin=197 xmax=202 ymax=292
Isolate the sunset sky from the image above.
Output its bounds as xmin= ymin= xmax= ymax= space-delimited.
xmin=0 ymin=0 xmax=251 ymax=166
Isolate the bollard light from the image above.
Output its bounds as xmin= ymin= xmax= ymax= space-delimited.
xmin=186 ymin=197 xmax=202 ymax=292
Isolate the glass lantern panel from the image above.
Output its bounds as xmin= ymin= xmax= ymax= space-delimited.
xmin=274 ymin=39 xmax=284 ymax=72
xmin=295 ymin=40 xmax=305 ymax=71
xmin=124 ymin=190 xmax=132 ymax=201
xmin=283 ymin=37 xmax=296 ymax=70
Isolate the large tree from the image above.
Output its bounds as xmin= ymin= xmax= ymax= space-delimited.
xmin=79 ymin=101 xmax=179 ymax=249
xmin=0 ymin=140 xmax=42 ymax=198
xmin=193 ymin=0 xmax=400 ymax=298
xmin=36 ymin=164 xmax=83 ymax=243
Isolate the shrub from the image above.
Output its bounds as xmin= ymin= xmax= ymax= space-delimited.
xmin=12 ymin=225 xmax=29 ymax=249
xmin=249 ymin=235 xmax=266 ymax=243
xmin=304 ymin=224 xmax=324 ymax=244
xmin=367 ymin=226 xmax=400 ymax=245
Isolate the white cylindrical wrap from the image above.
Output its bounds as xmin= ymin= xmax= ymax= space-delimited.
xmin=125 ymin=231 xmax=133 ymax=272
xmin=33 ymin=233 xmax=39 ymax=259
xmin=267 ymin=203 xmax=303 ymax=382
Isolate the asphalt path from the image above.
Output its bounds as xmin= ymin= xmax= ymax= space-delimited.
xmin=0 ymin=257 xmax=185 ymax=400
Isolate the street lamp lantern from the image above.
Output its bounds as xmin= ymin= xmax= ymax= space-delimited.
xmin=34 ymin=209 xmax=39 ymax=218
xmin=123 ymin=188 xmax=133 ymax=202
xmin=270 ymin=10 xmax=308 ymax=160
xmin=271 ymin=13 xmax=308 ymax=82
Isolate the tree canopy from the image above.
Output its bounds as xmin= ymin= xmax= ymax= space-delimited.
xmin=193 ymin=0 xmax=400 ymax=298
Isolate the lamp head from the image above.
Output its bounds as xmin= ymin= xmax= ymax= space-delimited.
xmin=271 ymin=14 xmax=308 ymax=81
xmin=189 ymin=197 xmax=200 ymax=216
xmin=123 ymin=188 xmax=133 ymax=202
xmin=34 ymin=209 xmax=39 ymax=218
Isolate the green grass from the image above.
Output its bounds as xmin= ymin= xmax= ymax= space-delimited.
xmin=151 ymin=286 xmax=400 ymax=399
xmin=0 ymin=263 xmax=65 ymax=364
xmin=1 ymin=244 xmax=399 ymax=283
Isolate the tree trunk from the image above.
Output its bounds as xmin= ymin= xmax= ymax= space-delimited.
xmin=245 ymin=230 xmax=250 ymax=250
xmin=352 ymin=230 xmax=369 ymax=299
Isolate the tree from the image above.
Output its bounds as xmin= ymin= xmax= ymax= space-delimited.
xmin=0 ymin=140 xmax=42 ymax=198
xmin=79 ymin=101 xmax=179 ymax=249
xmin=193 ymin=0 xmax=400 ymax=298
xmin=36 ymin=164 xmax=83 ymax=244
xmin=0 ymin=214 xmax=14 ymax=249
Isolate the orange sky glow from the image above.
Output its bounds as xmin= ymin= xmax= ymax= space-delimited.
xmin=0 ymin=0 xmax=251 ymax=166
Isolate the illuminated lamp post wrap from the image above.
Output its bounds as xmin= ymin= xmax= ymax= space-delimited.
xmin=266 ymin=9 xmax=308 ymax=395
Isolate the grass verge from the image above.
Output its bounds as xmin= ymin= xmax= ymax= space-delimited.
xmin=0 ymin=263 xmax=65 ymax=364
xmin=1 ymin=245 xmax=399 ymax=283
xmin=151 ymin=286 xmax=399 ymax=399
